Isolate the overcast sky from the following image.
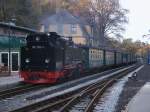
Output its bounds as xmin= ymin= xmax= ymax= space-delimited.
xmin=120 ymin=0 xmax=150 ymax=42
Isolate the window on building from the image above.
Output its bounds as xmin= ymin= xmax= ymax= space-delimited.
xmin=57 ymin=24 xmax=63 ymax=34
xmin=71 ymin=24 xmax=77 ymax=34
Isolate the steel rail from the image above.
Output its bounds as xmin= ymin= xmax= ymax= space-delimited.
xmin=32 ymin=82 xmax=107 ymax=112
xmin=57 ymin=82 xmax=106 ymax=112
xmin=0 ymin=84 xmax=48 ymax=99
xmin=84 ymin=66 xmax=139 ymax=112
xmin=85 ymin=79 xmax=115 ymax=112
xmin=10 ymin=65 xmax=138 ymax=112
xmin=55 ymin=65 xmax=138 ymax=112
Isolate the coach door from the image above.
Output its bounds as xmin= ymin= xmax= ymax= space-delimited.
xmin=11 ymin=52 xmax=19 ymax=72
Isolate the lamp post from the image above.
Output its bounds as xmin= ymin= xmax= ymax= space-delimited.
xmin=8 ymin=22 xmax=11 ymax=75
xmin=8 ymin=18 xmax=16 ymax=75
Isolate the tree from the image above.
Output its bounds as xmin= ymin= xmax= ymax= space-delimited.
xmin=15 ymin=0 xmax=39 ymax=28
xmin=62 ymin=0 xmax=128 ymax=46
xmin=90 ymin=0 xmax=128 ymax=41
xmin=109 ymin=38 xmax=148 ymax=58
xmin=120 ymin=38 xmax=148 ymax=57
xmin=0 ymin=0 xmax=39 ymax=28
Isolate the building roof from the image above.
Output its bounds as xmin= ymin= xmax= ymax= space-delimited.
xmin=41 ymin=10 xmax=92 ymax=38
xmin=0 ymin=22 xmax=37 ymax=33
xmin=41 ymin=10 xmax=88 ymax=25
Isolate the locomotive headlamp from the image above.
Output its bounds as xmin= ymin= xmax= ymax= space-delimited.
xmin=47 ymin=33 xmax=51 ymax=36
xmin=36 ymin=37 xmax=40 ymax=41
xmin=25 ymin=58 xmax=30 ymax=63
xmin=45 ymin=59 xmax=50 ymax=63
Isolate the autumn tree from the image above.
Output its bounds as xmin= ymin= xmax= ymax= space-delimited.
xmin=120 ymin=39 xmax=148 ymax=57
xmin=61 ymin=0 xmax=128 ymax=46
xmin=0 ymin=0 xmax=39 ymax=28
xmin=89 ymin=0 xmax=128 ymax=43
xmin=110 ymin=38 xmax=148 ymax=58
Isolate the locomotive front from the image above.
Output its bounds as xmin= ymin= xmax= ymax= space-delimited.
xmin=20 ymin=32 xmax=65 ymax=84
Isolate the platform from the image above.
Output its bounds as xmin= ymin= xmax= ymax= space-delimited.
xmin=127 ymin=82 xmax=150 ymax=112
xmin=0 ymin=72 xmax=22 ymax=87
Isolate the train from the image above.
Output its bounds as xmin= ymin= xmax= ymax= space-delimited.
xmin=20 ymin=32 xmax=137 ymax=84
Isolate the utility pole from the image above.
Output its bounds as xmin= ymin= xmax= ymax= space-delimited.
xmin=8 ymin=22 xmax=11 ymax=75
xmin=8 ymin=18 xmax=16 ymax=75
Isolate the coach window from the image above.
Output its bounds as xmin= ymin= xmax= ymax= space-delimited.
xmin=91 ymin=50 xmax=92 ymax=54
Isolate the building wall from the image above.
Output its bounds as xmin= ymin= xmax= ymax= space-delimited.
xmin=72 ymin=36 xmax=86 ymax=45
xmin=47 ymin=24 xmax=84 ymax=36
xmin=49 ymin=24 xmax=57 ymax=33
xmin=40 ymin=23 xmax=92 ymax=45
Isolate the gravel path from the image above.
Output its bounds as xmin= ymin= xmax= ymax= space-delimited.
xmin=115 ymin=64 xmax=150 ymax=112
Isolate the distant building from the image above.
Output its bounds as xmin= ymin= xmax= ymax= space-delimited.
xmin=40 ymin=10 xmax=95 ymax=46
xmin=0 ymin=22 xmax=36 ymax=37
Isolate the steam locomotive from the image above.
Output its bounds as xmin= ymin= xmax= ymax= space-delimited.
xmin=20 ymin=32 xmax=136 ymax=84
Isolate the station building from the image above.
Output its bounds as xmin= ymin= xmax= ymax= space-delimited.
xmin=39 ymin=10 xmax=99 ymax=47
xmin=0 ymin=22 xmax=36 ymax=74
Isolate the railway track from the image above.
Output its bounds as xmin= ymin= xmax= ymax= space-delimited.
xmin=10 ymin=64 xmax=140 ymax=112
xmin=0 ymin=83 xmax=49 ymax=100
xmin=0 ymin=66 xmax=121 ymax=101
